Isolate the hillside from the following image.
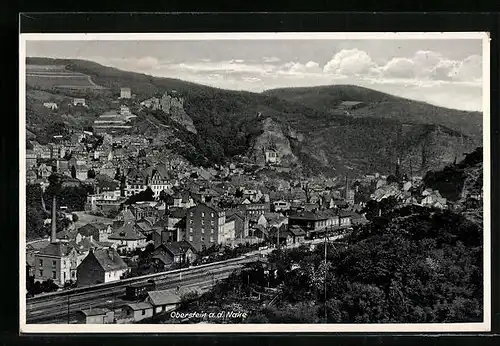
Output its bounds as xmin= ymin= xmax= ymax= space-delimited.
xmin=25 ymin=58 xmax=480 ymax=177
xmin=263 ymin=85 xmax=483 ymax=140
xmin=171 ymin=203 xmax=483 ymax=323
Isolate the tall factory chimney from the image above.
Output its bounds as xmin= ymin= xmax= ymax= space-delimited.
xmin=51 ymin=194 xmax=57 ymax=243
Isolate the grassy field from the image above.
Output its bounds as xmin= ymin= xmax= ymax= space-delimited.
xmin=26 ymin=64 xmax=105 ymax=90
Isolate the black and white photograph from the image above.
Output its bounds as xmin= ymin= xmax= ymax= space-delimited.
xmin=19 ymin=32 xmax=490 ymax=333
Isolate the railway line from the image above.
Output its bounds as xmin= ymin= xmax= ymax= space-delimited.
xmin=26 ymin=254 xmax=259 ymax=324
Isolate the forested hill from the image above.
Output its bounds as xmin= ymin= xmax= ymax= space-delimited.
xmin=26 ymin=58 xmax=480 ymax=177
xmin=263 ymin=85 xmax=482 ymax=140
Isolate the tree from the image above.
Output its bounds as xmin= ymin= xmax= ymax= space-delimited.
xmin=71 ymin=165 xmax=77 ymax=179
xmin=72 ymin=213 xmax=79 ymax=222
xmin=386 ymin=175 xmax=398 ymax=185
xmin=301 ymin=181 xmax=312 ymax=203
xmin=87 ymin=168 xmax=96 ymax=179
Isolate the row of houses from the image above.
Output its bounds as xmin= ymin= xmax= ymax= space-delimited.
xmin=75 ymin=286 xmax=197 ymax=324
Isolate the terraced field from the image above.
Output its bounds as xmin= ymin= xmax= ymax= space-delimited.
xmin=26 ymin=64 xmax=105 ymax=89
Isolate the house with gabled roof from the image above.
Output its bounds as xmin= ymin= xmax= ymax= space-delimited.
xmin=125 ymin=167 xmax=148 ymax=197
xmin=76 ymin=248 xmax=129 ymax=287
xmin=150 ymin=166 xmax=172 ymax=199
xmin=108 ymin=221 xmax=147 ymax=251
xmin=34 ymin=242 xmax=79 ymax=286
xmin=146 ymin=287 xmax=199 ymax=315
xmin=77 ymin=222 xmax=113 ymax=242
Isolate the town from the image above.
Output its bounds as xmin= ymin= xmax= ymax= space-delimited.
xmin=26 ymin=83 xmax=484 ymax=324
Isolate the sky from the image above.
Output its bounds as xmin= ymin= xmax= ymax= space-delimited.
xmin=26 ymin=38 xmax=484 ymax=111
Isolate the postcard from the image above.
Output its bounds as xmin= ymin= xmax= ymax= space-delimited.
xmin=19 ymin=32 xmax=490 ymax=333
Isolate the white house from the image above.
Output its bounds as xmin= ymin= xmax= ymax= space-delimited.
xmin=76 ymin=248 xmax=129 ymax=286
xmin=108 ymin=221 xmax=147 ymax=252
xmin=43 ymin=102 xmax=58 ymax=110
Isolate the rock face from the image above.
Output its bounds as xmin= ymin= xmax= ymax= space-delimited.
xmin=247 ymin=117 xmax=299 ymax=167
xmin=245 ymin=115 xmax=478 ymax=178
xmin=160 ymin=92 xmax=197 ymax=134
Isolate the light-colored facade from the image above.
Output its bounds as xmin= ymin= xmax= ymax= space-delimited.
xmin=120 ymin=88 xmax=132 ymax=99
xmin=34 ymin=244 xmax=79 ymax=286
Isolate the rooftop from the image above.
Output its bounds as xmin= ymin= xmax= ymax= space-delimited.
xmin=92 ymin=248 xmax=128 ymax=272
xmin=109 ymin=221 xmax=146 ymax=241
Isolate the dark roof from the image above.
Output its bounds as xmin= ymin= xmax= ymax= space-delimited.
xmin=288 ymin=226 xmax=307 ymax=236
xmin=189 ymin=202 xmax=222 ymax=214
xmin=151 ymin=252 xmax=173 ymax=265
xmin=38 ymin=242 xmax=74 ymax=257
xmin=147 ymin=288 xmax=198 ymax=306
xmin=136 ymin=220 xmax=153 ymax=232
xmin=56 ymin=228 xmax=78 ymax=241
xmin=178 ymin=240 xmax=196 ymax=253
xmin=91 ymin=248 xmax=128 ymax=272
xmin=109 ymin=221 xmax=146 ymax=241
xmin=125 ymin=302 xmax=153 ymax=311
xmin=79 ymin=308 xmax=111 ymax=317
xmin=169 ymin=207 xmax=187 ymax=219
xmin=126 ymin=167 xmax=146 ymax=180
xmin=152 ymin=218 xmax=168 ymax=229
xmin=77 ymin=224 xmax=100 ymax=237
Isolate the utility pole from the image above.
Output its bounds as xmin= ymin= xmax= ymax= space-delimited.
xmin=324 ymin=231 xmax=328 ymax=323
xmin=67 ymin=294 xmax=70 ymax=324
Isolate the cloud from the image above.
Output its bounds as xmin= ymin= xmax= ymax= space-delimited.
xmin=381 ymin=58 xmax=416 ymax=79
xmin=174 ymin=61 xmax=274 ymax=74
xmin=451 ymin=54 xmax=482 ymax=81
xmin=242 ymin=76 xmax=261 ymax=83
xmin=135 ymin=56 xmax=160 ymax=69
xmin=375 ymin=51 xmax=482 ymax=85
xmin=263 ymin=56 xmax=281 ymax=63
xmin=323 ymin=49 xmax=378 ymax=76
xmin=281 ymin=61 xmax=321 ymax=75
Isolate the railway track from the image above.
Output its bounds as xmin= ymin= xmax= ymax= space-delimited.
xmin=26 ymin=254 xmax=258 ymax=323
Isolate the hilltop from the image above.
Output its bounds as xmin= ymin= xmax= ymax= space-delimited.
xmin=25 ymin=58 xmax=481 ymax=177
xmin=263 ymin=85 xmax=483 ymax=140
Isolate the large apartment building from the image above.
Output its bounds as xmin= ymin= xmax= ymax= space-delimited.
xmin=184 ymin=203 xmax=235 ymax=251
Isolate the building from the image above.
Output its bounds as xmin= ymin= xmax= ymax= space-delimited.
xmin=108 ymin=221 xmax=147 ymax=252
xmin=185 ymin=203 xmax=232 ymax=251
xmin=76 ymin=248 xmax=129 ymax=287
xmin=26 ymin=151 xmax=37 ymax=170
xmin=125 ymin=168 xmax=148 ymax=197
xmin=264 ymin=148 xmax=279 ymax=165
xmin=140 ymin=97 xmax=160 ymax=110
xmin=238 ymin=202 xmax=270 ymax=219
xmin=43 ymin=102 xmax=58 ymax=110
xmin=146 ymin=288 xmax=198 ymax=316
xmin=77 ymin=223 xmax=114 ymax=243
xmin=34 ymin=242 xmax=79 ymax=286
xmin=120 ymin=87 xmax=132 ymax=99
xmin=151 ymin=241 xmax=197 ymax=268
xmin=75 ymin=308 xmax=115 ymax=324
xmin=120 ymin=302 xmax=154 ymax=323
xmin=85 ymin=191 xmax=122 ymax=213
xmin=150 ymin=167 xmax=172 ymax=198
xmin=120 ymin=105 xmax=131 ymax=115
xmin=130 ymin=203 xmax=158 ymax=220
xmin=37 ymin=163 xmax=53 ymax=179
xmin=337 ymin=101 xmax=365 ymax=110
xmin=73 ymin=98 xmax=86 ymax=107
xmin=226 ymin=211 xmax=249 ymax=239
xmin=273 ymin=200 xmax=291 ymax=212
xmin=288 ymin=209 xmax=349 ymax=238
